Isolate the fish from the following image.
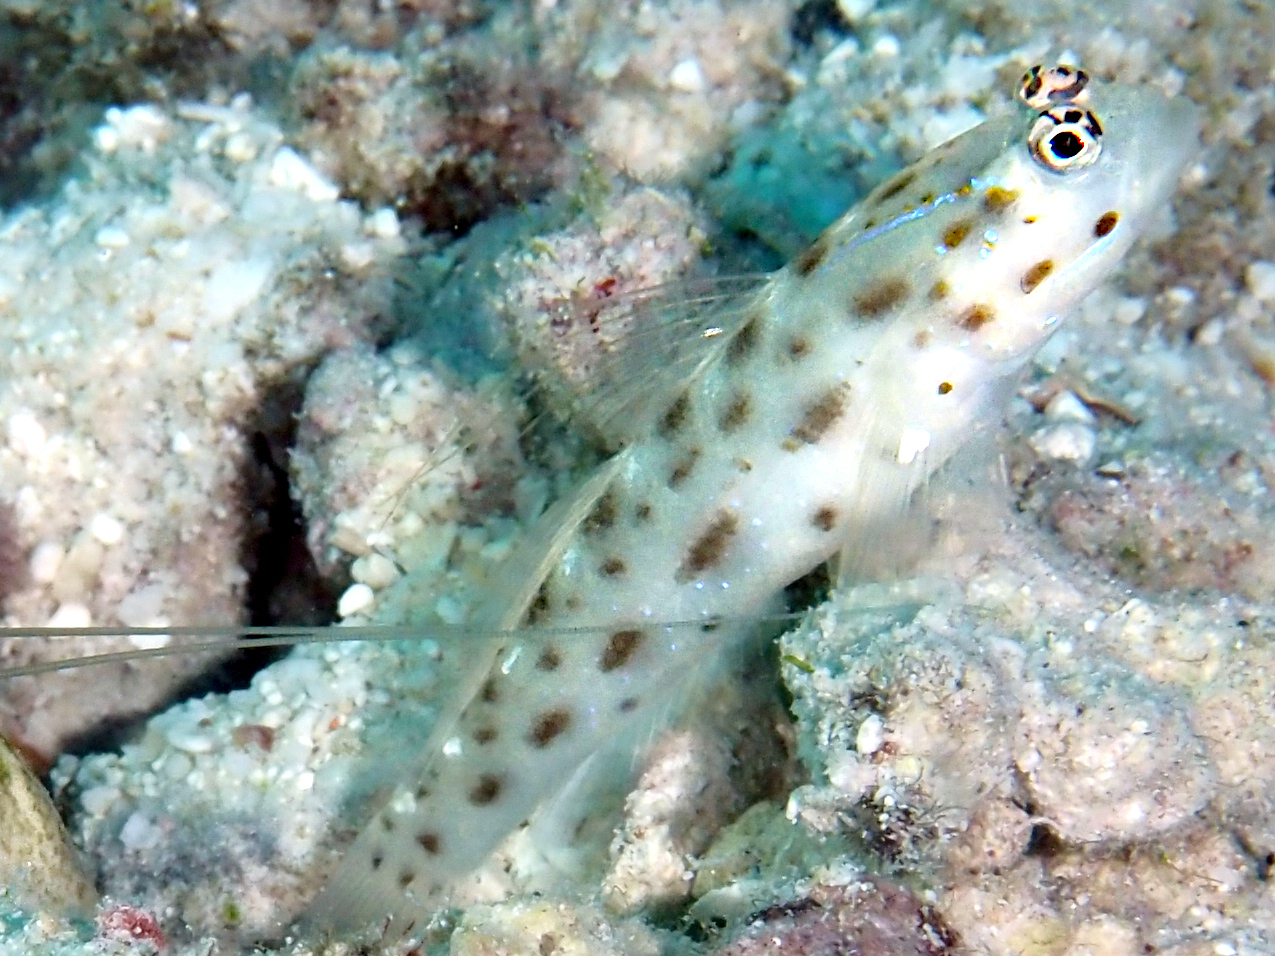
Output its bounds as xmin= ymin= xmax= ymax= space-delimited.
xmin=0 ymin=64 xmax=1200 ymax=945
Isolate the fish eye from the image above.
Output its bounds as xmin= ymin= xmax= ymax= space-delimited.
xmin=1028 ymin=106 xmax=1103 ymax=173
xmin=1018 ymin=64 xmax=1091 ymax=110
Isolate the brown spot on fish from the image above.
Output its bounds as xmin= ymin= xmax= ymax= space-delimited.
xmin=600 ymin=630 xmax=644 ymax=672
xmin=469 ymin=774 xmax=502 ymax=805
xmin=417 ymin=832 xmax=441 ymax=855
xmin=852 ymin=276 xmax=911 ymax=319
xmin=669 ymin=448 xmax=701 ymax=488
xmin=601 ymin=556 xmax=627 ymax=577
xmin=1020 ymin=259 xmax=1054 ymax=293
xmin=634 ymin=501 xmax=652 ymax=522
xmin=565 ymin=593 xmax=583 ymax=611
xmin=727 ymin=315 xmax=762 ymax=364
xmin=525 ymin=582 xmax=551 ymax=625
xmin=473 ymin=726 xmax=498 ymax=744
xmin=812 ymin=506 xmax=837 ymax=532
xmin=787 ymin=336 xmax=811 ymax=359
xmin=1095 ymin=210 xmax=1119 ymax=237
xmin=784 ymin=383 xmax=851 ymax=450
xmin=957 ymin=303 xmax=996 ymax=331
xmin=875 ymin=169 xmax=916 ymax=202
xmin=720 ymin=393 xmax=752 ymax=432
xmin=928 ymin=280 xmax=949 ymax=301
xmin=679 ymin=509 xmax=740 ymax=580
xmin=1023 ymin=214 xmax=1038 ymax=224
xmin=793 ymin=236 xmax=830 ymax=276
xmin=984 ymin=186 xmax=1019 ymax=213
xmin=529 ymin=709 xmax=572 ymax=748
xmin=537 ymin=645 xmax=562 ymax=671
xmin=583 ymin=491 xmax=617 ymax=534
xmin=371 ymin=852 xmax=384 ymax=870
xmin=736 ymin=457 xmax=753 ymax=472
xmin=913 ymin=329 xmax=933 ymax=348
xmin=399 ymin=871 xmax=415 ymax=888
xmin=381 ymin=815 xmax=395 ymax=832
xmin=941 ymin=219 xmax=975 ymax=250
xmin=481 ymin=678 xmax=499 ymax=703
xmin=659 ymin=392 xmax=691 ymax=437
xmin=937 ymin=381 xmax=953 ymax=394
xmin=619 ymin=697 xmax=639 ymax=712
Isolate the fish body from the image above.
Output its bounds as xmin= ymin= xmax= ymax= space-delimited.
xmin=308 ymin=69 xmax=1200 ymax=937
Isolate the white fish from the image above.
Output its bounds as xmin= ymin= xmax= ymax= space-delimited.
xmin=298 ymin=66 xmax=1200 ymax=938
xmin=0 ymin=65 xmax=1200 ymax=945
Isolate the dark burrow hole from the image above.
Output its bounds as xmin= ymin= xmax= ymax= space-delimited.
xmin=60 ymin=372 xmax=338 ymax=758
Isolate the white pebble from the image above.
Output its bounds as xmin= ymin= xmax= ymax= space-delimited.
xmin=337 ymin=583 xmax=375 ymax=618
xmin=48 ymin=603 xmax=92 ymax=629
xmin=94 ymin=225 xmax=129 ymax=249
xmin=79 ymin=785 xmax=120 ymax=817
xmin=162 ymin=752 xmax=194 ymax=780
xmin=836 ymin=0 xmax=876 ymax=22
xmin=367 ymin=208 xmax=400 ymax=239
xmin=90 ymin=513 xmax=125 ymax=545
xmin=1029 ymin=423 xmax=1096 ymax=464
xmin=855 ymin=714 xmax=885 ymax=755
xmin=668 ymin=58 xmax=707 ymax=94
xmin=7 ymin=410 xmax=46 ymax=457
xmin=29 ymin=541 xmax=63 ymax=584
xmin=1246 ymin=260 xmax=1275 ymax=303
xmin=1043 ymin=390 xmax=1096 ymax=425
xmin=269 ymin=147 xmax=339 ymax=202
xmin=351 ymin=553 xmax=400 ymax=590
xmin=170 ymin=431 xmax=194 ymax=455
xmin=1113 ymin=296 xmax=1147 ymax=326
xmin=872 ymin=34 xmax=900 ymax=58
xmin=165 ymin=724 xmax=216 ymax=754
xmin=119 ymin=811 xmax=162 ymax=851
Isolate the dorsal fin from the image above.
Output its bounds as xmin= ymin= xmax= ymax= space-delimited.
xmin=530 ymin=274 xmax=770 ymax=448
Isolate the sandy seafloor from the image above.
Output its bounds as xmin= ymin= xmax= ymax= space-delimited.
xmin=0 ymin=0 xmax=1273 ymax=953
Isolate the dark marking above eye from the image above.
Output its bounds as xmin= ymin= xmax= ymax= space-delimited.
xmin=727 ymin=315 xmax=762 ymax=364
xmin=600 ymin=556 xmax=627 ymax=577
xmin=583 ymin=491 xmax=617 ymax=534
xmin=875 ymin=169 xmax=916 ymax=202
xmin=481 ymin=678 xmax=499 ymax=703
xmin=536 ymin=645 xmax=562 ymax=671
xmin=937 ymin=381 xmax=953 ymax=394
xmin=1021 ymin=259 xmax=1054 ymax=293
xmin=381 ymin=815 xmax=395 ymax=832
xmin=417 ymin=832 xmax=441 ymax=855
xmin=678 ymin=508 xmax=740 ymax=580
xmin=619 ymin=697 xmax=639 ymax=712
xmin=669 ymin=448 xmax=701 ymax=488
xmin=371 ymin=851 xmax=384 ymax=870
xmin=528 ymin=708 xmax=572 ymax=748
xmin=942 ymin=219 xmax=975 ymax=250
xmin=812 ymin=506 xmax=837 ymax=532
xmin=783 ymin=382 xmax=851 ymax=450
xmin=473 ymin=726 xmax=497 ymax=744
xmin=983 ymin=186 xmax=1019 ymax=213
xmin=719 ymin=393 xmax=752 ymax=432
xmin=1094 ymin=211 xmax=1119 ymax=237
xmin=957 ymin=303 xmax=996 ymax=331
xmin=469 ymin=774 xmax=502 ymax=805
xmin=634 ymin=501 xmax=652 ymax=522
xmin=600 ymin=630 xmax=643 ymax=671
xmin=793 ymin=236 xmax=830 ymax=276
xmin=852 ymin=276 xmax=911 ymax=319
xmin=787 ymin=336 xmax=811 ymax=359
xmin=659 ymin=392 xmax=691 ymax=437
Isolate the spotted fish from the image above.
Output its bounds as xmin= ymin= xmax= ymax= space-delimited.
xmin=301 ymin=66 xmax=1201 ymax=938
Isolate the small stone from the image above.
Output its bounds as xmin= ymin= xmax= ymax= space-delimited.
xmin=1029 ymin=423 xmax=1096 ymax=464
xmin=94 ymin=226 xmax=130 ymax=249
xmin=48 ymin=603 xmax=92 ymax=629
xmin=1043 ymin=390 xmax=1096 ymax=425
xmin=269 ymin=147 xmax=339 ymax=202
xmin=855 ymin=714 xmax=885 ymax=755
xmin=337 ymin=583 xmax=375 ymax=618
xmin=165 ymin=724 xmax=216 ymax=754
xmin=29 ymin=542 xmax=64 ymax=584
xmin=351 ymin=553 xmax=400 ymax=590
xmin=89 ymin=513 xmax=125 ymax=546
xmin=1246 ymin=260 xmax=1275 ymax=302
xmin=668 ymin=58 xmax=707 ymax=93
xmin=8 ymin=410 xmax=47 ymax=457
